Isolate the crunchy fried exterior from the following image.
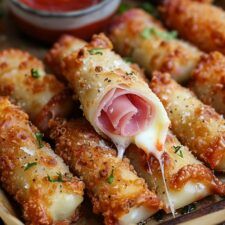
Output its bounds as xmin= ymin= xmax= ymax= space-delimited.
xmin=60 ymin=33 xmax=170 ymax=150
xmin=46 ymin=34 xmax=147 ymax=82
xmin=161 ymin=0 xmax=225 ymax=54
xmin=49 ymin=118 xmax=161 ymax=225
xmin=126 ymin=131 xmax=225 ymax=211
xmin=45 ymin=35 xmax=86 ymax=81
xmin=0 ymin=98 xmax=84 ymax=225
xmin=150 ymin=72 xmax=225 ymax=171
xmin=109 ymin=9 xmax=202 ymax=83
xmin=0 ymin=49 xmax=73 ymax=132
xmin=190 ymin=52 xmax=225 ymax=116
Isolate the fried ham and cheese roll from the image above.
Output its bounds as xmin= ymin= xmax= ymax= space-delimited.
xmin=126 ymin=131 xmax=224 ymax=213
xmin=190 ymin=52 xmax=225 ymax=116
xmin=0 ymin=49 xmax=73 ymax=132
xmin=109 ymin=9 xmax=202 ymax=83
xmin=0 ymin=97 xmax=84 ymax=225
xmin=150 ymin=72 xmax=225 ymax=171
xmin=49 ymin=118 xmax=161 ymax=225
xmin=161 ymin=0 xmax=225 ymax=54
xmin=59 ymin=33 xmax=170 ymax=159
xmin=0 ymin=188 xmax=24 ymax=225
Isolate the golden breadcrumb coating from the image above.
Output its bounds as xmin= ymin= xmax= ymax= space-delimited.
xmin=0 ymin=97 xmax=84 ymax=225
xmin=46 ymin=34 xmax=147 ymax=83
xmin=127 ymin=132 xmax=224 ymax=211
xmin=109 ymin=9 xmax=202 ymax=83
xmin=49 ymin=118 xmax=161 ymax=225
xmin=190 ymin=52 xmax=225 ymax=116
xmin=45 ymin=35 xmax=86 ymax=81
xmin=161 ymin=0 xmax=225 ymax=54
xmin=0 ymin=49 xmax=73 ymax=132
xmin=150 ymin=71 xmax=225 ymax=171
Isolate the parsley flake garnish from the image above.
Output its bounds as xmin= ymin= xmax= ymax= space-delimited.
xmin=107 ymin=169 xmax=114 ymax=184
xmin=35 ymin=132 xmax=44 ymax=148
xmin=141 ymin=28 xmax=153 ymax=39
xmin=140 ymin=2 xmax=159 ymax=18
xmin=24 ymin=162 xmax=37 ymax=171
xmin=31 ymin=68 xmax=41 ymax=78
xmin=47 ymin=172 xmax=65 ymax=183
xmin=141 ymin=28 xmax=177 ymax=40
xmin=173 ymin=145 xmax=183 ymax=158
xmin=118 ymin=3 xmax=131 ymax=14
xmin=181 ymin=203 xmax=196 ymax=214
xmin=123 ymin=57 xmax=133 ymax=63
xmin=88 ymin=48 xmax=103 ymax=55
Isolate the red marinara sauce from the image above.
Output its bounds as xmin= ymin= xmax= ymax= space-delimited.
xmin=9 ymin=0 xmax=120 ymax=42
xmin=20 ymin=0 xmax=102 ymax=12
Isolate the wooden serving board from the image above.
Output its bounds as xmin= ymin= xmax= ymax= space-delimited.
xmin=0 ymin=0 xmax=225 ymax=224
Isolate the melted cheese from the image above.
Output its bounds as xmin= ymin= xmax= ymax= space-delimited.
xmin=169 ymin=182 xmax=209 ymax=210
xmin=119 ymin=205 xmax=157 ymax=225
xmin=109 ymin=91 xmax=170 ymax=160
xmin=50 ymin=193 xmax=83 ymax=221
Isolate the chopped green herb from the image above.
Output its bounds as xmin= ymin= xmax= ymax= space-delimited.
xmin=153 ymin=210 xmax=164 ymax=221
xmin=24 ymin=162 xmax=37 ymax=171
xmin=47 ymin=172 xmax=65 ymax=183
xmin=107 ymin=169 xmax=114 ymax=184
xmin=141 ymin=27 xmax=177 ymax=40
xmin=117 ymin=3 xmax=131 ymax=14
xmin=123 ymin=57 xmax=133 ymax=63
xmin=88 ymin=48 xmax=103 ymax=55
xmin=181 ymin=203 xmax=196 ymax=214
xmin=31 ymin=68 xmax=41 ymax=78
xmin=35 ymin=132 xmax=44 ymax=148
xmin=139 ymin=2 xmax=159 ymax=18
xmin=141 ymin=28 xmax=153 ymax=39
xmin=160 ymin=30 xmax=178 ymax=40
xmin=173 ymin=145 xmax=183 ymax=158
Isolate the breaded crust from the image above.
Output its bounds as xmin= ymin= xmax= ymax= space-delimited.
xmin=0 ymin=97 xmax=84 ymax=225
xmin=150 ymin=71 xmax=225 ymax=171
xmin=0 ymin=49 xmax=73 ymax=132
xmin=161 ymin=0 xmax=225 ymax=54
xmin=45 ymin=35 xmax=86 ymax=81
xmin=190 ymin=52 xmax=225 ymax=116
xmin=109 ymin=9 xmax=202 ymax=83
xmin=49 ymin=118 xmax=161 ymax=225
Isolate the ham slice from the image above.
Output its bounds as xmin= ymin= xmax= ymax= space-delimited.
xmin=97 ymin=88 xmax=152 ymax=136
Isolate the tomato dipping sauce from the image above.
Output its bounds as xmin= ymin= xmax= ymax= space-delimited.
xmin=20 ymin=0 xmax=102 ymax=12
xmin=9 ymin=0 xmax=121 ymax=42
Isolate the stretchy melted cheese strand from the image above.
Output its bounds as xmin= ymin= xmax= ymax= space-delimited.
xmin=61 ymin=33 xmax=170 ymax=159
xmin=0 ymin=188 xmax=24 ymax=225
xmin=126 ymin=131 xmax=224 ymax=212
xmin=0 ymin=98 xmax=84 ymax=225
xmin=150 ymin=72 xmax=225 ymax=171
xmin=190 ymin=52 xmax=225 ymax=116
xmin=161 ymin=0 xmax=225 ymax=54
xmin=49 ymin=118 xmax=161 ymax=225
xmin=45 ymin=35 xmax=86 ymax=80
xmin=0 ymin=49 xmax=73 ymax=132
xmin=109 ymin=9 xmax=202 ymax=83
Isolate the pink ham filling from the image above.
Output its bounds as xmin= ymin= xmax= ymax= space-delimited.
xmin=97 ymin=88 xmax=152 ymax=136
